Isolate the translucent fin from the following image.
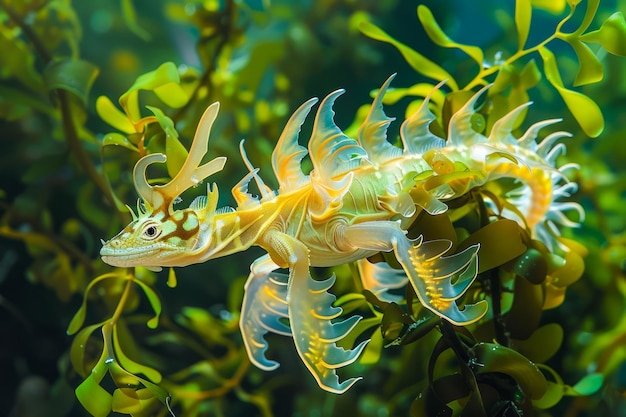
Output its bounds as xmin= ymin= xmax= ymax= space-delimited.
xmin=447 ymin=84 xmax=491 ymax=147
xmin=411 ymin=186 xmax=449 ymax=215
xmin=232 ymin=169 xmax=261 ymax=209
xmin=277 ymin=233 xmax=367 ymax=394
xmin=488 ymin=102 xmax=532 ymax=145
xmin=517 ymin=118 xmax=562 ymax=149
xmin=392 ymin=236 xmax=488 ymax=325
xmin=309 ymin=89 xmax=367 ymax=180
xmin=357 ymin=259 xmax=406 ymax=303
xmin=240 ymin=255 xmax=291 ymax=371
xmin=272 ymin=97 xmax=318 ymax=193
xmin=343 ymin=222 xmax=486 ymax=326
xmin=239 ymin=140 xmax=274 ymax=201
xmin=357 ymin=74 xmax=402 ymax=164
xmin=189 ymin=195 xmax=207 ymax=211
xmin=537 ymin=131 xmax=572 ymax=159
xmin=400 ymin=81 xmax=447 ymax=154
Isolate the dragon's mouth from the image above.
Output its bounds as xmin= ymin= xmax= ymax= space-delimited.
xmin=99 ymin=243 xmax=162 ymax=267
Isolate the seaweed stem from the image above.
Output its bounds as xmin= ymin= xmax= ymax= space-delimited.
xmin=172 ymin=0 xmax=235 ymax=123
xmin=3 ymin=2 xmax=125 ymax=221
xmin=58 ymin=90 xmax=122 ymax=216
xmin=1 ymin=1 xmax=53 ymax=62
xmin=464 ymin=0 xmax=578 ymax=91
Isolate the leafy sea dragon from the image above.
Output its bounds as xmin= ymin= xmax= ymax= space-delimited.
xmin=100 ymin=75 xmax=583 ymax=393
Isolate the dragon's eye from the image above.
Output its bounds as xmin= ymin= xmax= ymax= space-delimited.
xmin=141 ymin=223 xmax=161 ymax=240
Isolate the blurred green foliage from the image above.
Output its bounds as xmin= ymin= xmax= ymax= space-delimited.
xmin=1 ymin=0 xmax=625 ymax=416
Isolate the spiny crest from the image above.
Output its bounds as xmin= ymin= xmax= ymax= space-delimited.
xmin=357 ymin=73 xmax=402 ymax=164
xmin=271 ymin=98 xmax=318 ymax=193
xmin=400 ymin=80 xmax=447 ymax=154
xmin=308 ymin=89 xmax=368 ymax=184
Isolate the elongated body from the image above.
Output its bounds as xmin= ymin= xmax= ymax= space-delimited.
xmin=101 ymin=75 xmax=582 ymax=393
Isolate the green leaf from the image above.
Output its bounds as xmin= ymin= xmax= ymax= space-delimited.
xmin=506 ymin=276 xmax=544 ymax=339
xmin=539 ymin=46 xmax=604 ymax=137
xmin=112 ymin=388 xmax=159 ymax=415
xmin=133 ymin=279 xmax=162 ymax=329
xmin=0 ymin=27 xmax=44 ymax=90
xmin=511 ymin=248 xmax=548 ymax=284
xmin=580 ymin=12 xmax=626 ymax=56
xmin=512 ymin=323 xmax=563 ymax=363
xmin=569 ymin=39 xmax=604 ymax=86
xmin=145 ymin=106 xmax=188 ymax=178
xmin=515 ymin=0 xmax=533 ymax=49
xmin=457 ymin=219 xmax=527 ymax=273
xmin=519 ymin=59 xmax=543 ymax=88
xmin=378 ymin=82 xmax=445 ymax=107
xmin=531 ymin=0 xmax=566 ymax=14
xmin=113 ymin=320 xmax=163 ymax=382
xmin=471 ymin=342 xmax=548 ymax=400
xmin=121 ymin=0 xmax=151 ymax=41
xmin=97 ymin=95 xmax=136 ymax=134
xmin=44 ymin=59 xmax=99 ymax=107
xmin=70 ymin=322 xmax=107 ymax=376
xmin=550 ymin=245 xmax=584 ymax=287
xmin=359 ymin=21 xmax=458 ymax=90
xmin=67 ymin=272 xmax=123 ymax=335
xmin=75 ymin=361 xmax=113 ymax=417
xmin=568 ymin=373 xmax=604 ymax=395
xmin=119 ymin=62 xmax=188 ymax=120
xmin=416 ymin=5 xmax=484 ymax=66
xmin=570 ymin=0 xmax=601 ymax=36
xmin=102 ymin=133 xmax=139 ymax=152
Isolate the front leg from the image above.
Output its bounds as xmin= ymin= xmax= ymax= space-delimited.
xmin=264 ymin=230 xmax=368 ymax=394
xmin=342 ymin=221 xmax=488 ymax=325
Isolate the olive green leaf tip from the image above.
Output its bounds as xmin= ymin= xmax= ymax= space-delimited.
xmin=44 ymin=58 xmax=100 ymax=106
xmin=580 ymin=11 xmax=626 ymax=56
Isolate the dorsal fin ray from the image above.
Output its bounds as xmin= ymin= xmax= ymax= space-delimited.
xmin=447 ymin=84 xmax=491 ymax=147
xmin=308 ymin=89 xmax=367 ymax=180
xmin=272 ymin=97 xmax=318 ymax=193
xmin=517 ymin=118 xmax=562 ymax=149
xmin=239 ymin=140 xmax=274 ymax=201
xmin=357 ymin=74 xmax=402 ymax=164
xmin=232 ymin=169 xmax=261 ymax=209
xmin=400 ymin=80 xmax=447 ymax=155
xmin=488 ymin=102 xmax=532 ymax=145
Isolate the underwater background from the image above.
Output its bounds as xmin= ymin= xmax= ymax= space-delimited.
xmin=1 ymin=0 xmax=626 ymax=416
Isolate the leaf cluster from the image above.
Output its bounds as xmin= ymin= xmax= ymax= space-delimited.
xmin=360 ymin=0 xmax=626 ymax=138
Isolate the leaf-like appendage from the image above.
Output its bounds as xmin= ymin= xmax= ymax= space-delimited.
xmin=240 ymin=255 xmax=291 ymax=371
xmin=357 ymin=259 xmax=407 ymax=303
xmin=286 ymin=239 xmax=368 ymax=394
xmin=392 ymin=236 xmax=488 ymax=325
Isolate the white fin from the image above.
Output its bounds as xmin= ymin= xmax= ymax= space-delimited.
xmin=400 ymin=81 xmax=446 ymax=155
xmin=357 ymin=74 xmax=402 ymax=164
xmin=232 ymin=169 xmax=261 ymax=209
xmin=189 ymin=195 xmax=207 ymax=211
xmin=308 ymin=89 xmax=367 ymax=180
xmin=488 ymin=102 xmax=532 ymax=145
xmin=517 ymin=118 xmax=562 ymax=149
xmin=272 ymin=97 xmax=318 ymax=193
xmin=447 ymin=84 xmax=491 ymax=147
xmin=239 ymin=140 xmax=274 ymax=201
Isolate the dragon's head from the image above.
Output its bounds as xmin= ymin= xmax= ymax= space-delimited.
xmin=100 ymin=103 xmax=226 ymax=270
